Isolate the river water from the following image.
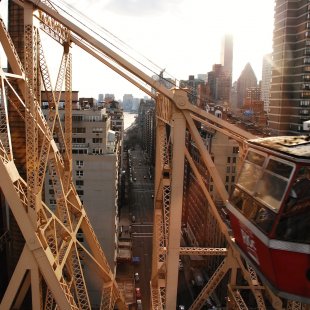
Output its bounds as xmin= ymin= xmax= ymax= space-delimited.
xmin=123 ymin=112 xmax=137 ymax=130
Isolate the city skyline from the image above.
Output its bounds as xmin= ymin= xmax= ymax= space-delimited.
xmin=0 ymin=0 xmax=275 ymax=100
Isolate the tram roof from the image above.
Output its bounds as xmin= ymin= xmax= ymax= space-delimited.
xmin=248 ymin=135 xmax=310 ymax=159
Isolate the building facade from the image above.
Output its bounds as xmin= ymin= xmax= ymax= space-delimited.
xmin=270 ymin=0 xmax=310 ymax=134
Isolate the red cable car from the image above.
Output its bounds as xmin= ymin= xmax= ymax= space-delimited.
xmin=226 ymin=136 xmax=310 ymax=303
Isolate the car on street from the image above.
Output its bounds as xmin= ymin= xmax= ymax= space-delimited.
xmin=135 ymin=287 xmax=141 ymax=299
xmin=132 ymin=256 xmax=140 ymax=264
xmin=178 ymin=259 xmax=184 ymax=270
xmin=134 ymin=272 xmax=140 ymax=282
xmin=136 ymin=299 xmax=142 ymax=309
xmin=178 ymin=305 xmax=185 ymax=310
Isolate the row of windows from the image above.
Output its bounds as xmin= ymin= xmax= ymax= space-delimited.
xmin=300 ymin=100 xmax=310 ymax=106
xmin=72 ymin=115 xmax=103 ymax=122
xmin=72 ymin=149 xmax=106 ymax=155
xmin=72 ymin=127 xmax=86 ymax=133
xmin=303 ymin=74 xmax=310 ymax=80
xmin=72 ymin=149 xmax=88 ymax=154
xmin=72 ymin=138 xmax=103 ymax=143
xmin=72 ymin=127 xmax=103 ymax=133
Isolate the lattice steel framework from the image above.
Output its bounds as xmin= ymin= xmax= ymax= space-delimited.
xmin=0 ymin=0 xmax=308 ymax=309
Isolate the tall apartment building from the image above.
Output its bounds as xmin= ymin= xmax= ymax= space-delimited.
xmin=44 ymin=105 xmax=119 ymax=257
xmin=261 ymin=53 xmax=272 ymax=112
xmin=180 ymin=75 xmax=206 ymax=105
xmin=207 ymin=64 xmax=231 ymax=103
xmin=122 ymin=94 xmax=134 ymax=112
xmin=270 ymin=0 xmax=310 ymax=134
xmin=42 ymin=99 xmax=121 ymax=308
xmin=221 ymin=34 xmax=233 ymax=78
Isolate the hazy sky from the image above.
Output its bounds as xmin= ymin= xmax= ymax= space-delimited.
xmin=0 ymin=0 xmax=275 ymax=100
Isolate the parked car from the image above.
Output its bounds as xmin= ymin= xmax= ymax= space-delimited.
xmin=136 ymin=299 xmax=142 ymax=310
xmin=132 ymin=256 xmax=140 ymax=264
xmin=134 ymin=272 xmax=140 ymax=282
xmin=135 ymin=287 xmax=141 ymax=299
xmin=178 ymin=259 xmax=184 ymax=270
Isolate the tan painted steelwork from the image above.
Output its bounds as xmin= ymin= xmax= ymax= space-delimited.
xmin=0 ymin=0 xmax=304 ymax=309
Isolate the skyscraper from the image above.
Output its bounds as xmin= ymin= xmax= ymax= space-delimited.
xmin=270 ymin=0 xmax=310 ymax=135
xmin=221 ymin=34 xmax=233 ymax=78
xmin=261 ymin=53 xmax=272 ymax=112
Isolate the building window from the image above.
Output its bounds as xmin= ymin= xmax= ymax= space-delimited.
xmin=300 ymin=100 xmax=310 ymax=106
xmin=227 ymin=157 xmax=231 ymax=163
xmin=92 ymin=148 xmax=103 ymax=155
xmin=72 ymin=115 xmax=83 ymax=121
xmin=72 ymin=127 xmax=86 ymax=133
xmin=304 ymin=66 xmax=310 ymax=72
xmin=49 ymin=189 xmax=54 ymax=195
xmin=92 ymin=138 xmax=103 ymax=143
xmin=76 ymin=160 xmax=84 ymax=167
xmin=76 ymin=170 xmax=84 ymax=177
xmin=76 ymin=180 xmax=84 ymax=186
xmin=77 ymin=190 xmax=84 ymax=196
xmin=301 ymin=91 xmax=310 ymax=98
xmin=92 ymin=128 xmax=103 ymax=133
xmin=303 ymin=74 xmax=310 ymax=81
xmin=49 ymin=199 xmax=56 ymax=204
xmin=233 ymin=147 xmax=239 ymax=154
xmin=72 ymin=137 xmax=86 ymax=143
xmin=72 ymin=149 xmax=88 ymax=154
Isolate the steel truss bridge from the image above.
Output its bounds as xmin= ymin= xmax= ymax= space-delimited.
xmin=0 ymin=0 xmax=308 ymax=309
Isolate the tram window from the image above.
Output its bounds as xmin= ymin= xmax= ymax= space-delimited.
xmin=255 ymin=172 xmax=288 ymax=211
xmin=237 ymin=151 xmax=266 ymax=194
xmin=265 ymin=158 xmax=293 ymax=179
